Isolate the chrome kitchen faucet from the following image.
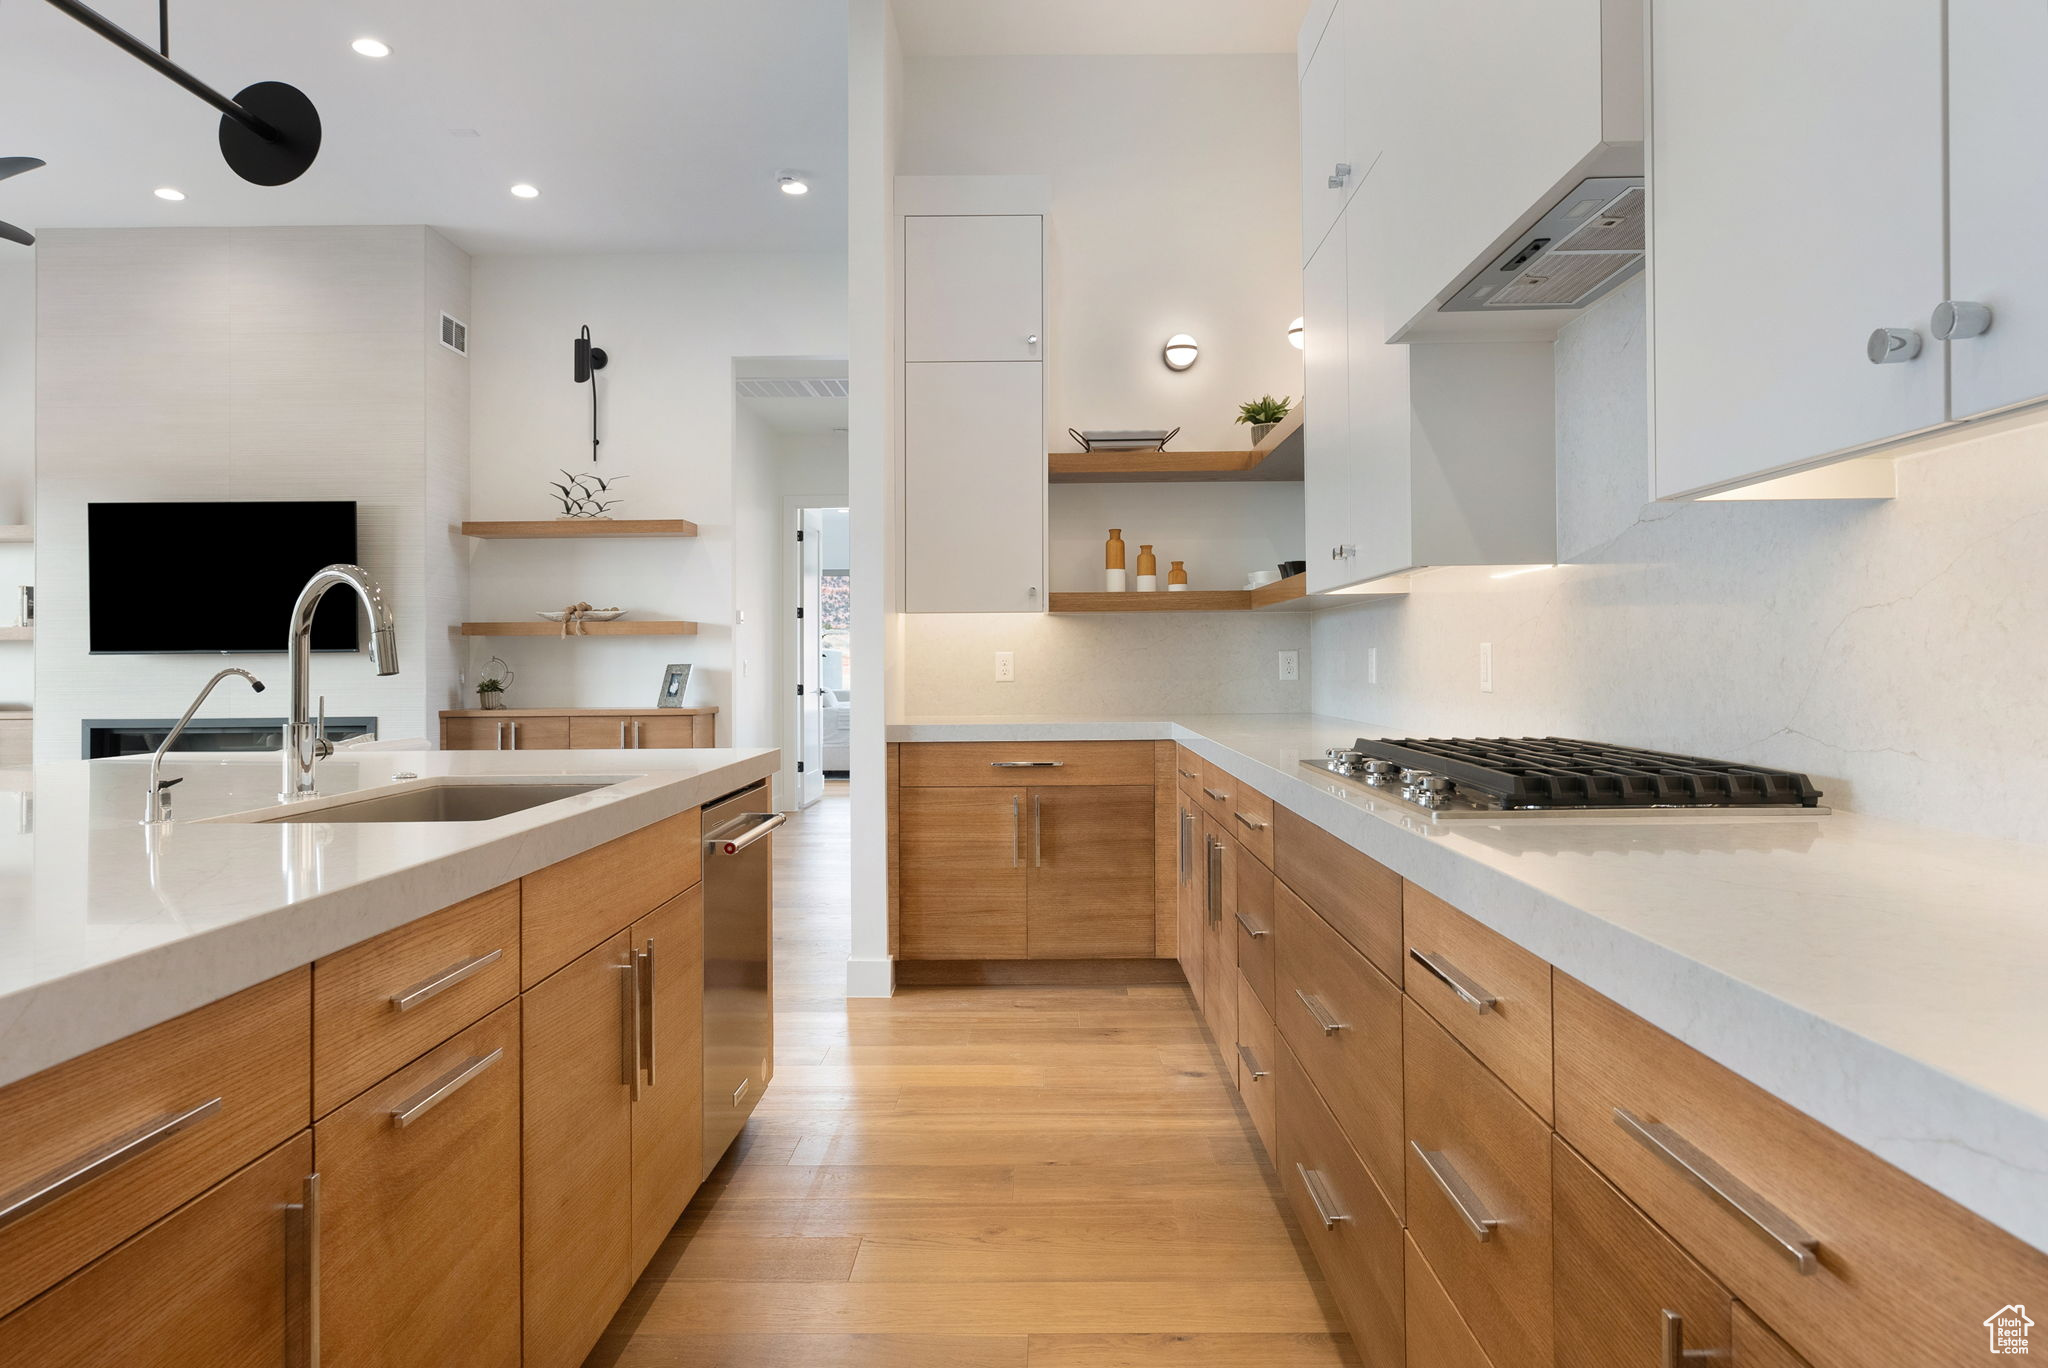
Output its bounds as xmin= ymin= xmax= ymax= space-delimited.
xmin=282 ymin=564 xmax=398 ymax=801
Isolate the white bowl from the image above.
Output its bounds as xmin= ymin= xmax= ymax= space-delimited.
xmin=1246 ymin=571 xmax=1282 ymax=588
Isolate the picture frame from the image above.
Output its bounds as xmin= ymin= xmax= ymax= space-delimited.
xmin=656 ymin=662 xmax=692 ymax=708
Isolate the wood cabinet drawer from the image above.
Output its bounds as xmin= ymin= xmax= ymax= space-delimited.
xmin=1403 ymin=883 xmax=1553 ymax=1120
xmin=1554 ymin=973 xmax=2048 ymax=1368
xmin=1277 ymin=882 xmax=1403 ymax=1210
xmin=1233 ymin=972 xmax=1277 ymax=1162
xmin=569 ymin=716 xmax=637 ymax=749
xmin=1555 ymin=1135 xmax=1731 ymax=1368
xmin=522 ymin=808 xmax=702 ymax=988
xmin=1234 ymin=852 xmax=1277 ymax=1014
xmin=1274 ymin=805 xmax=1404 ymax=982
xmin=505 ymin=715 xmax=571 ymax=750
xmin=0 ymin=1131 xmax=314 ymax=1367
xmin=313 ymin=882 xmax=520 ymax=1117
xmin=318 ymin=1001 xmax=522 ymax=1368
xmin=0 ymin=968 xmax=310 ymax=1320
xmin=1406 ymin=1234 xmax=1492 ymax=1368
xmin=1277 ymin=1040 xmax=1404 ymax=1368
xmin=899 ymin=741 xmax=1155 ymax=788
xmin=1173 ymin=745 xmax=1203 ymax=799
xmin=1193 ymin=757 xmax=1239 ymax=825
xmin=1405 ymin=1000 xmax=1553 ymax=1368
xmin=1224 ymin=780 xmax=1274 ymax=869
xmin=1734 ymin=1304 xmax=1813 ymax=1368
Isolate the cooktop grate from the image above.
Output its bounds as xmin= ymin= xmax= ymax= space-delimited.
xmin=1347 ymin=737 xmax=1824 ymax=809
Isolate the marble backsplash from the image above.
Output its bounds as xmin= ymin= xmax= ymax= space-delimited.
xmin=1311 ymin=276 xmax=2048 ymax=845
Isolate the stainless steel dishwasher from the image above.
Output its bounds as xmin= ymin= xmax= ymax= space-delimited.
xmin=701 ymin=781 xmax=781 ymax=1177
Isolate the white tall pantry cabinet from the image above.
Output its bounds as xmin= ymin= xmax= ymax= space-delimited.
xmin=899 ymin=183 xmax=1048 ymax=614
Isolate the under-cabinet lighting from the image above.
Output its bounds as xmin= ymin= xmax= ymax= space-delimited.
xmin=1489 ymin=564 xmax=1557 ymax=580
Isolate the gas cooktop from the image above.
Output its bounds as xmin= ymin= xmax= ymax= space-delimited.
xmin=1305 ymin=736 xmax=1827 ymax=821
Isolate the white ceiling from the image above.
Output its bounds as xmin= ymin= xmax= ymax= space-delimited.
xmin=0 ymin=0 xmax=847 ymax=253
xmin=892 ymin=0 xmax=1308 ymax=56
xmin=743 ymin=394 xmax=849 ymax=436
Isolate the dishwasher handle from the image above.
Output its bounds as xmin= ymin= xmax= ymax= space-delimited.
xmin=711 ymin=811 xmax=787 ymax=855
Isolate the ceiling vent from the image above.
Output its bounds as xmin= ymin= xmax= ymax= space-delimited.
xmin=734 ymin=377 xmax=849 ymax=399
xmin=439 ymin=313 xmax=468 ymax=356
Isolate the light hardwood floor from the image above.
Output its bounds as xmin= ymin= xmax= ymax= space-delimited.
xmin=587 ymin=784 xmax=1357 ymax=1367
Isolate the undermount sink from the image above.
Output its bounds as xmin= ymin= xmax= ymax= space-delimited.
xmin=228 ymin=780 xmax=619 ymax=824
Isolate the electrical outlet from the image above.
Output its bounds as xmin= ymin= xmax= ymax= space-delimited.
xmin=1367 ymin=647 xmax=1378 ymax=685
xmin=1278 ymin=650 xmax=1299 ymax=681
xmin=1479 ymin=642 xmax=1494 ymax=693
xmin=994 ymin=651 xmax=1015 ymax=683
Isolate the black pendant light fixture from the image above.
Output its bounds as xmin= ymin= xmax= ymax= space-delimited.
xmin=41 ymin=0 xmax=322 ymax=187
xmin=0 ymin=158 xmax=45 ymax=246
xmin=573 ymin=325 xmax=608 ymax=462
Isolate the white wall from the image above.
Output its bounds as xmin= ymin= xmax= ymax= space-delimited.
xmin=33 ymin=227 xmax=468 ymax=759
xmin=901 ymin=54 xmax=1304 ymax=452
xmin=1049 ymin=482 xmax=1304 ymax=592
xmin=464 ymin=253 xmax=847 ymax=737
xmin=1311 ymin=274 xmax=2048 ymax=845
xmin=0 ymin=253 xmax=32 ymax=709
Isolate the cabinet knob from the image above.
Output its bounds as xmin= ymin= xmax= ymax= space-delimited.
xmin=1867 ymin=327 xmax=1923 ymax=364
xmin=1026 ymin=334 xmax=1039 ymax=346
xmin=1932 ymin=300 xmax=1993 ymax=341
xmin=1327 ymin=162 xmax=1352 ymax=190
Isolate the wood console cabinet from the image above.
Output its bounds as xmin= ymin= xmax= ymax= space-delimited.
xmin=441 ymin=707 xmax=718 ymax=751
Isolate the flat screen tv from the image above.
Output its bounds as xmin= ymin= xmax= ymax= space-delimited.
xmin=88 ymin=501 xmax=361 ymax=654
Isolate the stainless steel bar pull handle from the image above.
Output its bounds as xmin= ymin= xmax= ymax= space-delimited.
xmin=618 ymin=720 xmax=628 ymax=747
xmin=0 ymin=1096 xmax=223 ymax=1231
xmin=1234 ymin=912 xmax=1269 ymax=939
xmin=1033 ymin=793 xmax=1044 ymax=868
xmin=390 ymin=947 xmax=504 ymax=1011
xmin=990 ymin=759 xmax=1064 ymax=768
xmin=1412 ymin=1141 xmax=1500 ymax=1241
xmin=1233 ymin=811 xmax=1267 ymax=831
xmin=714 ymin=811 xmax=787 ymax=855
xmin=1295 ymin=1163 xmax=1349 ymax=1229
xmin=1201 ymin=786 xmax=1229 ymax=802
xmin=1013 ymin=795 xmax=1022 ymax=868
xmin=638 ymin=938 xmax=657 ymax=1086
xmin=633 ymin=719 xmax=643 ymax=748
xmin=621 ymin=954 xmax=643 ymax=1101
xmin=1178 ymin=807 xmax=1192 ymax=882
xmin=1236 ymin=1043 xmax=1269 ymax=1081
xmin=1206 ymin=837 xmax=1222 ymax=924
xmin=1614 ymin=1107 xmax=1819 ymax=1274
xmin=1294 ymin=988 xmax=1346 ymax=1035
xmin=1408 ymin=948 xmax=1497 ymax=1013
xmin=286 ymin=1171 xmax=320 ymax=1368
xmin=1177 ymin=767 xmax=1198 ymax=780
xmin=494 ymin=721 xmax=505 ymax=751
xmin=390 ymin=1048 xmax=503 ymax=1127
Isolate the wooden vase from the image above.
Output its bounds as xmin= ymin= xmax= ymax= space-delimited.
xmin=1167 ymin=560 xmax=1189 ymax=591
xmin=1135 ymin=544 xmax=1158 ymax=592
xmin=1105 ymin=528 xmax=1128 ymax=591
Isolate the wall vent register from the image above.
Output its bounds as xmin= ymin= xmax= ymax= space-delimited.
xmin=1307 ymin=736 xmax=1825 ymax=819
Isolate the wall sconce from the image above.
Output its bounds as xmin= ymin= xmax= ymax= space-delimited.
xmin=1288 ymin=317 xmax=1304 ymax=349
xmin=1162 ymin=334 xmax=1199 ymax=372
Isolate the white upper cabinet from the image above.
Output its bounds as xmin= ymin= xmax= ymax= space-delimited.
xmin=905 ymin=215 xmax=1044 ymax=363
xmin=1945 ymin=0 xmax=2048 ymax=423
xmin=903 ymin=362 xmax=1044 ymax=613
xmin=1649 ymin=0 xmax=1947 ymax=499
xmin=1298 ymin=3 xmax=1351 ymax=265
xmin=1302 ymin=226 xmax=1354 ymax=593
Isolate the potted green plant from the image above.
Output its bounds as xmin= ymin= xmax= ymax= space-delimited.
xmin=1235 ymin=394 xmax=1292 ymax=444
xmin=477 ymin=656 xmax=513 ymax=710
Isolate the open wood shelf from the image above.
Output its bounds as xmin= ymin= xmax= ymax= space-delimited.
xmin=1049 ymin=404 xmax=1305 ymax=484
xmin=460 ymin=519 xmax=699 ymax=539
xmin=0 ymin=526 xmax=31 ymax=544
xmin=1047 ymin=575 xmax=1307 ymax=613
xmin=0 ymin=625 xmax=31 ymax=642
xmin=458 ymin=620 xmax=699 ymax=637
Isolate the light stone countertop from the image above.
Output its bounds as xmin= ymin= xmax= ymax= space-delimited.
xmin=890 ymin=712 xmax=2048 ymax=1253
xmin=0 ymin=747 xmax=776 ymax=1093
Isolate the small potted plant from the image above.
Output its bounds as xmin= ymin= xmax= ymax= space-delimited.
xmin=1235 ymin=394 xmax=1292 ymax=444
xmin=477 ymin=656 xmax=513 ymax=710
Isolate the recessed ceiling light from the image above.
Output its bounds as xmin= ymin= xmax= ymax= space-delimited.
xmin=153 ymin=187 xmax=186 ymax=201
xmin=350 ymin=37 xmax=391 ymax=58
xmin=777 ymin=173 xmax=808 ymax=196
xmin=509 ymin=183 xmax=540 ymax=199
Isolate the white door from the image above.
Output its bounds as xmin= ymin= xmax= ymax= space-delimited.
xmin=1345 ymin=191 xmax=1415 ymax=585
xmin=797 ymin=507 xmax=824 ymax=807
xmin=1946 ymin=0 xmax=2048 ymax=421
xmin=904 ymin=216 xmax=1044 ymax=363
xmin=904 ymin=362 xmax=1045 ymax=613
xmin=1650 ymin=0 xmax=1946 ymax=498
xmin=1299 ymin=5 xmax=1349 ymax=264
xmin=1302 ymin=222 xmax=1356 ymax=594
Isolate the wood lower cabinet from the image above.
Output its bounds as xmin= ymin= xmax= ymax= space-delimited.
xmin=1553 ymin=1135 xmax=1731 ymax=1368
xmin=1734 ymin=1304 xmax=1815 ymax=1368
xmin=1199 ymin=816 xmax=1238 ymax=1051
xmin=1234 ymin=972 xmax=1278 ymax=1160
xmin=0 ymin=1133 xmax=315 ymax=1367
xmin=441 ymin=707 xmax=719 ymax=751
xmin=630 ymin=887 xmax=706 ymax=1273
xmin=1406 ymin=1234 xmax=1492 ymax=1368
xmin=319 ymin=1003 xmax=523 ymax=1368
xmin=522 ymin=931 xmax=636 ymax=1368
xmin=896 ymin=761 xmax=1158 ymax=961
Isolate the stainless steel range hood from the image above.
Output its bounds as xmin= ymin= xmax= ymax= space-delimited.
xmin=1440 ymin=177 xmax=1645 ymax=313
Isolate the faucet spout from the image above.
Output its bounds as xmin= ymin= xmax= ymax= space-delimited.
xmin=282 ymin=564 xmax=399 ymax=801
xmin=144 ymin=668 xmax=265 ymax=824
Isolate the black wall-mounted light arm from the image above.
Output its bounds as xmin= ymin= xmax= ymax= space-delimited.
xmin=41 ymin=0 xmax=321 ymax=185
xmin=574 ymin=325 xmax=608 ymax=463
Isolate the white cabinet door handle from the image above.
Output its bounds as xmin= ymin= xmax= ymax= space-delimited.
xmin=1932 ymin=300 xmax=1992 ymax=340
xmin=1867 ymin=327 xmax=1923 ymax=364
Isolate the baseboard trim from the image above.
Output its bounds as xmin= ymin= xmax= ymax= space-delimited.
xmin=894 ymin=958 xmax=1190 ymax=987
xmin=845 ymin=954 xmax=896 ymax=998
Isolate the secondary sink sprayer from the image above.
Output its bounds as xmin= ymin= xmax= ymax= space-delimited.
xmin=283 ymin=564 xmax=399 ymax=801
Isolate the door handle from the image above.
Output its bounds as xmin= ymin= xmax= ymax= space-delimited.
xmin=0 ymin=1097 xmax=223 ymax=1231
xmin=1033 ymin=793 xmax=1044 ymax=868
xmin=390 ymin=947 xmax=504 ymax=1011
xmin=621 ymin=952 xmax=643 ymax=1101
xmin=286 ymin=1171 xmax=320 ymax=1368
xmin=1932 ymin=299 xmax=1992 ymax=340
xmin=638 ymin=939 xmax=657 ymax=1085
xmin=1412 ymin=1141 xmax=1500 ymax=1241
xmin=1234 ymin=912 xmax=1269 ymax=939
xmin=507 ymin=720 xmax=520 ymax=748
xmin=1407 ymin=949 xmax=1497 ymax=1013
xmin=1294 ymin=988 xmax=1346 ymax=1035
xmin=1012 ymin=794 xmax=1022 ymax=869
xmin=618 ymin=720 xmax=628 ymax=747
xmin=1613 ymin=1107 xmax=1819 ymax=1274
xmin=494 ymin=721 xmax=505 ymax=750
xmin=712 ymin=811 xmax=787 ymax=855
xmin=1233 ymin=811 xmax=1267 ymax=832
xmin=1295 ymin=1163 xmax=1348 ymax=1228
xmin=1177 ymin=807 xmax=1191 ymax=882
xmin=389 ymin=1048 xmax=503 ymax=1127
xmin=991 ymin=760 xmax=1064 ymax=768
xmin=1867 ymin=327 xmax=1923 ymax=364
xmin=1235 ymin=1043 xmax=1269 ymax=1081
